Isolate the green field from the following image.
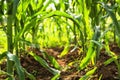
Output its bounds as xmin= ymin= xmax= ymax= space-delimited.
xmin=0 ymin=0 xmax=120 ymax=80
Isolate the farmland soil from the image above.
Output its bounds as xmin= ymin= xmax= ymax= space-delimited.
xmin=0 ymin=43 xmax=120 ymax=80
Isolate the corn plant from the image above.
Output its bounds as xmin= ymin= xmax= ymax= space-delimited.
xmin=0 ymin=0 xmax=120 ymax=80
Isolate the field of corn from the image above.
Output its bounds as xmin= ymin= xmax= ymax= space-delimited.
xmin=0 ymin=0 xmax=120 ymax=80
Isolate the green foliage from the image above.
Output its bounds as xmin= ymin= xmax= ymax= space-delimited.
xmin=79 ymin=67 xmax=97 ymax=80
xmin=51 ymin=73 xmax=60 ymax=80
xmin=42 ymin=51 xmax=61 ymax=69
xmin=0 ymin=0 xmax=120 ymax=79
xmin=0 ymin=52 xmax=25 ymax=80
xmin=79 ymin=26 xmax=101 ymax=70
xmin=29 ymin=52 xmax=60 ymax=75
xmin=99 ymin=2 xmax=120 ymax=46
xmin=104 ymin=55 xmax=120 ymax=79
xmin=59 ymin=43 xmax=70 ymax=57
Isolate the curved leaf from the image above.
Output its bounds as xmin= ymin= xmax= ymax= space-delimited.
xmin=6 ymin=52 xmax=25 ymax=80
xmin=99 ymin=2 xmax=120 ymax=46
xmin=29 ymin=52 xmax=60 ymax=75
xmin=43 ymin=51 xmax=61 ymax=70
xmin=79 ymin=67 xmax=97 ymax=80
xmin=79 ymin=26 xmax=101 ymax=70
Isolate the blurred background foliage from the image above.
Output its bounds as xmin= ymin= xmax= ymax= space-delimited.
xmin=0 ymin=0 xmax=119 ymax=52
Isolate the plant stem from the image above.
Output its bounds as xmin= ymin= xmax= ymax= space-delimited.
xmin=7 ymin=15 xmax=14 ymax=80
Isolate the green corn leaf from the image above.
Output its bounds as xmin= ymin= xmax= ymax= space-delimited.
xmin=104 ymin=56 xmax=116 ymax=66
xmin=114 ymin=59 xmax=120 ymax=79
xmin=0 ymin=70 xmax=14 ymax=80
xmin=29 ymin=52 xmax=60 ymax=75
xmin=0 ymin=52 xmax=25 ymax=80
xmin=104 ymin=55 xmax=120 ymax=66
xmin=99 ymin=74 xmax=103 ymax=80
xmin=79 ymin=43 xmax=95 ymax=70
xmin=40 ymin=0 xmax=52 ymax=12
xmin=14 ymin=17 xmax=36 ymax=43
xmin=85 ymin=0 xmax=92 ymax=9
xmin=59 ymin=44 xmax=70 ymax=57
xmin=17 ymin=0 xmax=30 ymax=12
xmin=79 ymin=67 xmax=97 ymax=80
xmin=91 ymin=40 xmax=102 ymax=47
xmin=30 ymin=0 xmax=37 ymax=11
xmin=40 ymin=11 xmax=73 ymax=20
xmin=79 ymin=26 xmax=101 ymax=70
xmin=13 ymin=0 xmax=19 ymax=17
xmin=51 ymin=73 xmax=60 ymax=80
xmin=0 ymin=52 xmax=36 ymax=80
xmin=16 ymin=0 xmax=30 ymax=21
xmin=100 ymin=2 xmax=120 ymax=46
xmin=36 ymin=0 xmax=43 ymax=10
xmin=32 ymin=10 xmax=84 ymax=41
xmin=43 ymin=51 xmax=61 ymax=70
xmin=118 ymin=7 xmax=120 ymax=16
xmin=0 ymin=52 xmax=7 ymax=61
xmin=6 ymin=52 xmax=25 ymax=80
xmin=60 ymin=0 xmax=65 ymax=11
xmin=23 ymin=68 xmax=36 ymax=80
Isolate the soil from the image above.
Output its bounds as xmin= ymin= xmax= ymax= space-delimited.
xmin=0 ymin=43 xmax=120 ymax=80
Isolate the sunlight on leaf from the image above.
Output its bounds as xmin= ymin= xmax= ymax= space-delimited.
xmin=79 ymin=67 xmax=97 ymax=80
